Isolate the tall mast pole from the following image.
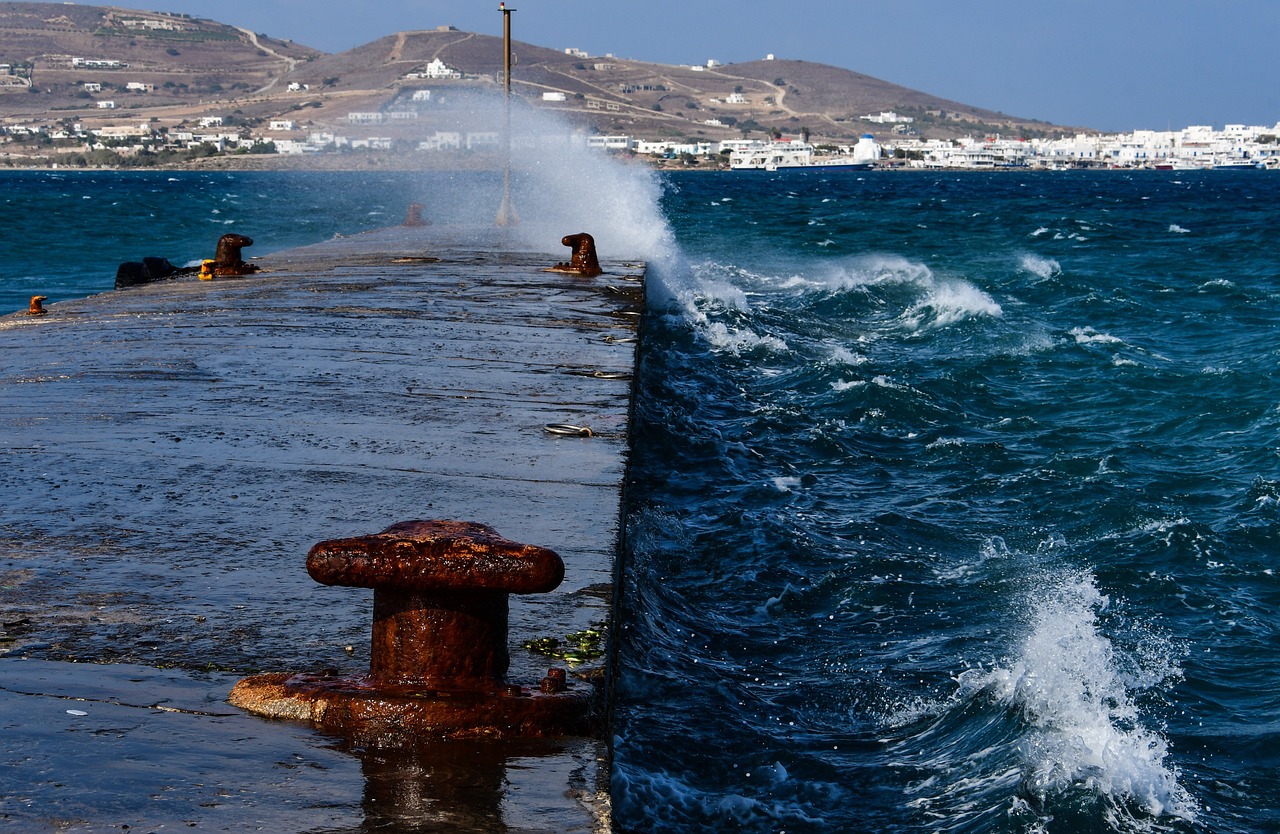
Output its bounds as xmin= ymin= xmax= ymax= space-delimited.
xmin=496 ymin=3 xmax=518 ymax=226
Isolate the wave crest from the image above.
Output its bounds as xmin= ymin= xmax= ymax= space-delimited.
xmin=964 ymin=572 xmax=1196 ymax=824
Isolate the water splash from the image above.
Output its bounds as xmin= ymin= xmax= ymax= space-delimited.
xmin=964 ymin=571 xmax=1197 ymax=826
xmin=1019 ymin=253 xmax=1062 ymax=281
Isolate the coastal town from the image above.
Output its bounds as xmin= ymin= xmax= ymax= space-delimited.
xmin=3 ymin=99 xmax=1277 ymax=171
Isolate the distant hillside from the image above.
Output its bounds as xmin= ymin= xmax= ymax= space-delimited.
xmin=0 ymin=2 xmax=319 ymax=119
xmin=0 ymin=3 xmax=1080 ymax=143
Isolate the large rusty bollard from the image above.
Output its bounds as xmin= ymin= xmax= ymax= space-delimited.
xmin=206 ymin=233 xmax=260 ymax=277
xmin=403 ymin=202 xmax=429 ymax=227
xmin=229 ymin=520 xmax=591 ymax=741
xmin=27 ymin=296 xmax=47 ymax=316
xmin=546 ymin=232 xmax=603 ymax=277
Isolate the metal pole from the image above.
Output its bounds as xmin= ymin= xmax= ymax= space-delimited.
xmin=496 ymin=3 xmax=518 ymax=226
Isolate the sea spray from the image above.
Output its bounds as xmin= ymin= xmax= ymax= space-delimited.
xmin=397 ymin=94 xmax=683 ymax=290
xmin=961 ymin=571 xmax=1196 ymax=826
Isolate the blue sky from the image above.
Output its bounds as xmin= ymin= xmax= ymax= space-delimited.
xmin=11 ymin=0 xmax=1277 ymax=132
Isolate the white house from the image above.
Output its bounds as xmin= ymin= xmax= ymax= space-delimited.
xmin=73 ymin=58 xmax=126 ymax=69
xmin=726 ymin=93 xmax=747 ymax=104
xmin=863 ymin=111 xmax=914 ymax=125
xmin=273 ymin=139 xmax=308 ymax=155
xmin=97 ymin=101 xmax=116 ymax=109
xmin=268 ymin=120 xmax=296 ymax=131
xmin=542 ymin=92 xmax=567 ymax=102
xmin=421 ymin=58 xmax=461 ymax=79
xmin=411 ymin=90 xmax=432 ymax=102
xmin=94 ymin=124 xmax=151 ymax=139
xmin=418 ymin=131 xmax=462 ymax=151
xmin=198 ymin=116 xmax=224 ymax=128
xmin=586 ymin=135 xmax=633 ymax=151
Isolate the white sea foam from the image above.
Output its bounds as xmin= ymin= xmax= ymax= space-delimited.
xmin=817 ymin=253 xmax=935 ymax=292
xmin=1070 ymin=326 xmax=1125 ymax=346
xmin=962 ymin=572 xmax=1196 ymax=824
xmin=693 ymin=278 xmax=751 ymax=313
xmin=828 ymin=344 xmax=868 ymax=366
xmin=1169 ymin=224 xmax=1189 ymax=234
xmin=700 ymin=321 xmax=788 ymax=354
xmin=1019 ymin=253 xmax=1062 ymax=281
xmin=900 ymin=278 xmax=1003 ymax=331
xmin=798 ymin=255 xmax=1004 ymax=331
xmin=771 ymin=476 xmax=801 ymax=492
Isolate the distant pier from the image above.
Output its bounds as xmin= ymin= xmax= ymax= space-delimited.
xmin=0 ymin=222 xmax=643 ymax=832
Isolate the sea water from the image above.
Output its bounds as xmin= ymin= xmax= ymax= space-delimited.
xmin=2 ymin=168 xmax=1278 ymax=833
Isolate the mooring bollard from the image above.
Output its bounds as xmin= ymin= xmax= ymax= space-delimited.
xmin=546 ymin=232 xmax=603 ymax=277
xmin=209 ymin=233 xmax=260 ymax=277
xmin=27 ymin=296 xmax=47 ymax=316
xmin=229 ymin=520 xmax=591 ymax=741
xmin=403 ymin=202 xmax=429 ymax=227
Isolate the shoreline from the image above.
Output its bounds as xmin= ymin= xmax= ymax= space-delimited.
xmin=0 ymin=153 xmax=1238 ymax=174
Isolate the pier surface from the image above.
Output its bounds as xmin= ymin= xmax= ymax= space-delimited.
xmin=0 ymin=224 xmax=643 ymax=832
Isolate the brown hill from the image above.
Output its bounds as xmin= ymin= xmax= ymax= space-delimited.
xmin=277 ymin=29 xmax=1073 ymax=142
xmin=0 ymin=2 xmax=319 ymax=119
xmin=0 ymin=3 xmax=1078 ymax=143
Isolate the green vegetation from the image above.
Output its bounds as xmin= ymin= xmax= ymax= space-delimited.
xmin=0 ymin=141 xmax=277 ymax=169
xmin=522 ymin=627 xmax=606 ymax=664
xmin=93 ymin=27 xmax=241 ymax=43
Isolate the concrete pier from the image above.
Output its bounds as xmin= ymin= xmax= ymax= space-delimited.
xmin=0 ymin=223 xmax=643 ymax=832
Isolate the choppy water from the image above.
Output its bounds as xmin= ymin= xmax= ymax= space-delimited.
xmin=615 ymin=170 xmax=1280 ymax=834
xmin=3 ymin=167 xmax=1278 ymax=833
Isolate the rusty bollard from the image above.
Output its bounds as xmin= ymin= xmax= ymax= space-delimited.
xmin=546 ymin=232 xmax=603 ymax=277
xmin=209 ymin=233 xmax=260 ymax=277
xmin=27 ymin=296 xmax=47 ymax=316
xmin=403 ymin=202 xmax=429 ymax=227
xmin=229 ymin=520 xmax=591 ymax=741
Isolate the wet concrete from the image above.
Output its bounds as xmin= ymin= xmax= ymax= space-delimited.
xmin=0 ymin=224 xmax=642 ymax=832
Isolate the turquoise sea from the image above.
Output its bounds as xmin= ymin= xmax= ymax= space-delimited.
xmin=2 ymin=167 xmax=1278 ymax=833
